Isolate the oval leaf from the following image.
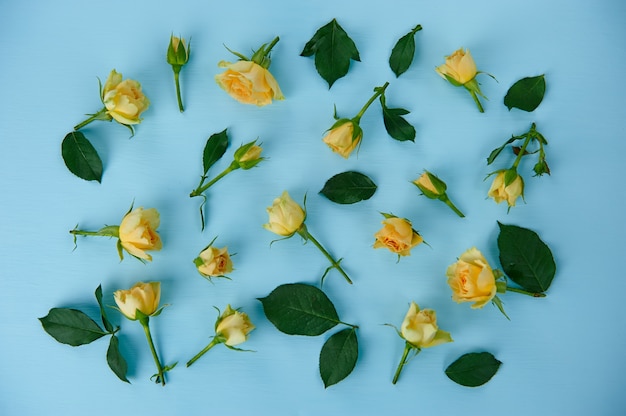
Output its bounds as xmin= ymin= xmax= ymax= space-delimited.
xmin=107 ymin=335 xmax=130 ymax=383
xmin=95 ymin=284 xmax=114 ymax=333
xmin=497 ymin=222 xmax=556 ymax=293
xmin=504 ymin=75 xmax=546 ymax=112
xmin=445 ymin=352 xmax=502 ymax=387
xmin=39 ymin=308 xmax=107 ymax=346
xmin=258 ymin=283 xmax=339 ymax=336
xmin=320 ymin=171 xmax=377 ymax=204
xmin=319 ymin=328 xmax=358 ymax=388
xmin=61 ymin=131 xmax=103 ymax=182
xmin=389 ymin=25 xmax=422 ymax=77
xmin=382 ymin=106 xmax=416 ymax=142
xmin=203 ymin=129 xmax=229 ymax=174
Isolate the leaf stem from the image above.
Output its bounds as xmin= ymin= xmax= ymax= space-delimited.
xmin=297 ymin=226 xmax=352 ymax=284
xmin=441 ymin=195 xmax=465 ymax=218
xmin=174 ymin=69 xmax=184 ymax=112
xmin=392 ymin=342 xmax=418 ymax=384
xmin=186 ymin=338 xmax=220 ymax=367
xmin=139 ymin=318 xmax=166 ymax=386
xmin=190 ymin=162 xmax=238 ymax=197
xmin=74 ymin=107 xmax=111 ymax=130
xmin=506 ymin=286 xmax=546 ymax=298
xmin=512 ymin=130 xmax=534 ymax=170
xmin=355 ymin=82 xmax=389 ymax=121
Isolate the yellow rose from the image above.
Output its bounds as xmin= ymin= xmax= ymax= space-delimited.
xmin=263 ymin=191 xmax=305 ymax=237
xmin=435 ymin=48 xmax=477 ymax=85
xmin=401 ymin=302 xmax=452 ymax=349
xmin=373 ymin=216 xmax=423 ymax=256
xmin=114 ymin=281 xmax=161 ymax=320
xmin=446 ymin=247 xmax=497 ymax=308
xmin=215 ymin=60 xmax=284 ymax=106
xmin=488 ymin=170 xmax=524 ymax=207
xmin=195 ymin=246 xmax=233 ymax=278
xmin=118 ymin=207 xmax=162 ymax=261
xmin=216 ymin=305 xmax=255 ymax=346
xmin=167 ymin=35 xmax=189 ymax=66
xmin=322 ymin=120 xmax=362 ymax=158
xmin=101 ymin=69 xmax=150 ymax=125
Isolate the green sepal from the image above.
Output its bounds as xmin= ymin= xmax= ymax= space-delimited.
xmin=97 ymin=225 xmax=120 ymax=238
xmin=116 ymin=239 xmax=124 ymax=261
xmin=233 ymin=139 xmax=265 ymax=170
xmin=491 ymin=296 xmax=510 ymax=320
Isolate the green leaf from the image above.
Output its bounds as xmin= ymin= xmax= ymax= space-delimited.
xmin=300 ymin=18 xmax=360 ymax=88
xmin=39 ymin=308 xmax=107 ymax=346
xmin=319 ymin=328 xmax=358 ymax=388
xmin=258 ymin=283 xmax=340 ymax=336
xmin=107 ymin=335 xmax=130 ymax=383
xmin=61 ymin=131 xmax=103 ymax=182
xmin=445 ymin=352 xmax=502 ymax=387
xmin=94 ymin=284 xmax=114 ymax=333
xmin=319 ymin=171 xmax=377 ymax=204
xmin=389 ymin=25 xmax=422 ymax=77
xmin=497 ymin=222 xmax=556 ymax=293
xmin=504 ymin=75 xmax=546 ymax=112
xmin=487 ymin=136 xmax=522 ymax=165
xmin=381 ymin=105 xmax=416 ymax=142
xmin=203 ymin=129 xmax=229 ymax=174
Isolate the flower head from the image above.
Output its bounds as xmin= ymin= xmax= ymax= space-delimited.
xmin=435 ymin=48 xmax=477 ymax=85
xmin=400 ymin=302 xmax=452 ymax=349
xmin=118 ymin=207 xmax=162 ymax=261
xmin=114 ymin=281 xmax=161 ymax=320
xmin=488 ymin=170 xmax=524 ymax=207
xmin=373 ymin=215 xmax=423 ymax=257
xmin=413 ymin=171 xmax=447 ymax=199
xmin=216 ymin=60 xmax=283 ymax=106
xmin=167 ymin=35 xmax=190 ymax=67
xmin=215 ymin=305 xmax=255 ymax=346
xmin=101 ymin=69 xmax=150 ymax=125
xmin=263 ymin=191 xmax=305 ymax=237
xmin=446 ymin=247 xmax=497 ymax=308
xmin=194 ymin=245 xmax=233 ymax=278
xmin=234 ymin=141 xmax=264 ymax=169
xmin=322 ymin=119 xmax=362 ymax=158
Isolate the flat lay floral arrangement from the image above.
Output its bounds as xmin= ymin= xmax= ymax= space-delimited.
xmin=41 ymin=19 xmax=557 ymax=388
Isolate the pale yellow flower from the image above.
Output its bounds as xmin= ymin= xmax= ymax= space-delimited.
xmin=114 ymin=281 xmax=161 ymax=320
xmin=101 ymin=69 xmax=150 ymax=125
xmin=322 ymin=120 xmax=361 ymax=158
xmin=215 ymin=60 xmax=283 ymax=106
xmin=373 ymin=216 xmax=423 ymax=256
xmin=446 ymin=247 xmax=497 ymax=308
xmin=488 ymin=170 xmax=524 ymax=207
xmin=435 ymin=48 xmax=477 ymax=85
xmin=118 ymin=207 xmax=162 ymax=261
xmin=216 ymin=305 xmax=255 ymax=346
xmin=195 ymin=246 xmax=233 ymax=277
xmin=400 ymin=302 xmax=452 ymax=349
xmin=263 ymin=191 xmax=305 ymax=237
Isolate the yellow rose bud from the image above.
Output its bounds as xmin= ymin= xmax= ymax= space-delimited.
xmin=413 ymin=171 xmax=447 ymax=199
xmin=167 ymin=35 xmax=190 ymax=66
xmin=234 ymin=141 xmax=264 ymax=169
xmin=400 ymin=302 xmax=452 ymax=349
xmin=101 ymin=69 xmax=150 ymax=125
xmin=238 ymin=145 xmax=262 ymax=163
xmin=446 ymin=247 xmax=497 ymax=308
xmin=118 ymin=207 xmax=162 ymax=261
xmin=435 ymin=48 xmax=477 ymax=85
xmin=215 ymin=60 xmax=284 ymax=106
xmin=488 ymin=170 xmax=524 ymax=207
xmin=322 ymin=120 xmax=362 ymax=159
xmin=263 ymin=191 xmax=305 ymax=237
xmin=216 ymin=305 xmax=255 ymax=346
xmin=114 ymin=281 xmax=161 ymax=320
xmin=195 ymin=246 xmax=233 ymax=278
xmin=373 ymin=216 xmax=423 ymax=256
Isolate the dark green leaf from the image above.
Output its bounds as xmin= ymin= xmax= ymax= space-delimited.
xmin=258 ymin=283 xmax=340 ymax=336
xmin=487 ymin=136 xmax=522 ymax=165
xmin=203 ymin=129 xmax=229 ymax=174
xmin=504 ymin=75 xmax=546 ymax=112
xmin=39 ymin=308 xmax=107 ymax=346
xmin=107 ymin=335 xmax=129 ymax=383
xmin=497 ymin=222 xmax=556 ymax=293
xmin=319 ymin=171 xmax=377 ymax=204
xmin=319 ymin=328 xmax=358 ymax=388
xmin=382 ymin=105 xmax=416 ymax=142
xmin=445 ymin=352 xmax=502 ymax=387
xmin=389 ymin=25 xmax=422 ymax=77
xmin=61 ymin=131 xmax=103 ymax=182
xmin=300 ymin=19 xmax=360 ymax=88
xmin=94 ymin=284 xmax=114 ymax=333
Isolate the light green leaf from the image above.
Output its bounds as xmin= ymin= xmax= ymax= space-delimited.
xmin=300 ymin=19 xmax=360 ymax=88
xmin=319 ymin=171 xmax=377 ymax=204
xmin=203 ymin=129 xmax=229 ymax=174
xmin=39 ymin=308 xmax=107 ymax=346
xmin=445 ymin=352 xmax=502 ymax=387
xmin=107 ymin=335 xmax=130 ymax=383
xmin=319 ymin=328 xmax=358 ymax=388
xmin=61 ymin=131 xmax=103 ymax=182
xmin=94 ymin=284 xmax=114 ymax=333
xmin=258 ymin=283 xmax=340 ymax=336
xmin=504 ymin=75 xmax=546 ymax=112
xmin=497 ymin=222 xmax=556 ymax=293
xmin=389 ymin=24 xmax=422 ymax=77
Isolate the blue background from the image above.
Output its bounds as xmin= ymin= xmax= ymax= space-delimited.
xmin=1 ymin=0 xmax=625 ymax=415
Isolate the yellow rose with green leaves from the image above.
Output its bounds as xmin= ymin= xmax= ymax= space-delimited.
xmin=322 ymin=120 xmax=362 ymax=159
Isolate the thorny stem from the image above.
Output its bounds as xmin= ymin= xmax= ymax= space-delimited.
xmin=392 ymin=342 xmax=418 ymax=384
xmin=140 ymin=318 xmax=166 ymax=386
xmin=297 ymin=226 xmax=353 ymax=284
xmin=355 ymin=82 xmax=389 ymax=121
xmin=186 ymin=338 xmax=220 ymax=367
